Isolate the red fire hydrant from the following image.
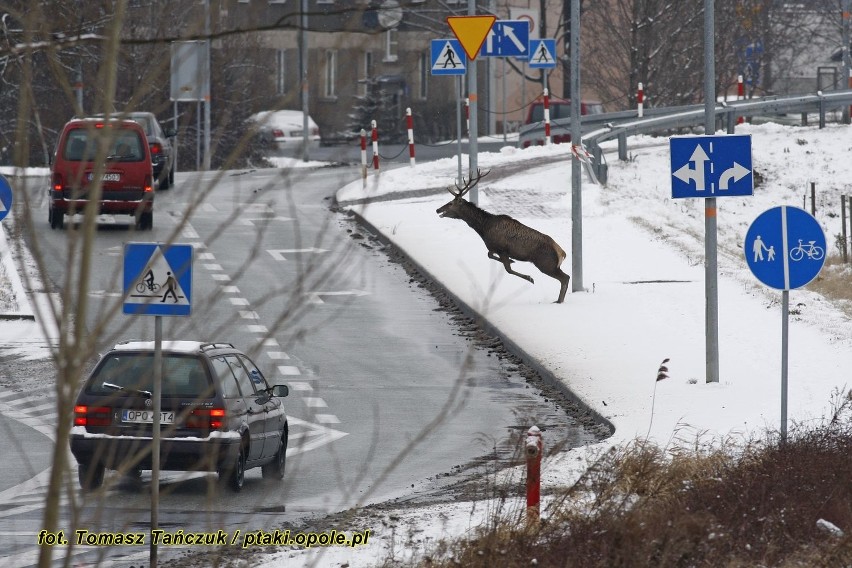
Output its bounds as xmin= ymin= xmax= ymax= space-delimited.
xmin=526 ymin=425 xmax=543 ymax=525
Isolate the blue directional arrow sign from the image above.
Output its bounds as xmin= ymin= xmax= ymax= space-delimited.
xmin=528 ymin=39 xmax=557 ymax=69
xmin=0 ymin=175 xmax=12 ymax=222
xmin=431 ymin=39 xmax=466 ymax=76
xmin=124 ymin=243 xmax=193 ymax=316
xmin=480 ymin=19 xmax=529 ymax=58
xmin=670 ymin=134 xmax=753 ymax=198
xmin=745 ymin=206 xmax=825 ymax=290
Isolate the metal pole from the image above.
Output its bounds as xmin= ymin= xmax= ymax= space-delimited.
xmin=173 ymin=101 xmax=179 ymax=178
xmin=781 ymin=290 xmax=789 ymax=442
xmin=843 ymin=0 xmax=851 ymax=124
xmin=704 ymin=0 xmax=720 ymax=384
xmin=203 ymin=1 xmax=211 ymax=171
xmin=150 ymin=315 xmax=162 ymax=568
xmin=456 ymin=76 xmax=463 ymax=185
xmin=810 ymin=182 xmax=816 ymax=216
xmin=570 ymin=0 xmax=582 ymax=292
xmin=301 ymin=0 xmax=310 ymax=162
xmin=842 ymin=195 xmax=848 ymax=263
xmin=467 ymin=0 xmax=479 ymax=204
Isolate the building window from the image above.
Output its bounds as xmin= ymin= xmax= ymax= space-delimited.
xmin=418 ymin=52 xmax=428 ymax=100
xmin=324 ymin=50 xmax=337 ymax=98
xmin=384 ymin=29 xmax=398 ymax=62
xmin=360 ymin=51 xmax=373 ymax=97
xmin=276 ymin=49 xmax=286 ymax=95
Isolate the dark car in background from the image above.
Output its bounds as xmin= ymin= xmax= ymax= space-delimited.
xmin=49 ymin=117 xmax=154 ymax=230
xmin=124 ymin=112 xmax=176 ymax=189
xmin=70 ymin=341 xmax=290 ymax=492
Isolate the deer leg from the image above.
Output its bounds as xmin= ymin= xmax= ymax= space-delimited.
xmin=555 ymin=270 xmax=570 ymax=303
xmin=489 ymin=252 xmax=534 ymax=284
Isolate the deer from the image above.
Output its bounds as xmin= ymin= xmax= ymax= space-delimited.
xmin=436 ymin=169 xmax=571 ymax=303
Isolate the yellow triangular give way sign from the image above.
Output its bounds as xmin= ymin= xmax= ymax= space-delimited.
xmin=446 ymin=15 xmax=496 ymax=61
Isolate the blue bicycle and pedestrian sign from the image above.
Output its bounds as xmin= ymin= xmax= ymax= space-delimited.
xmin=745 ymin=206 xmax=826 ymax=290
xmin=124 ymin=243 xmax=193 ymax=316
xmin=670 ymin=134 xmax=753 ymax=198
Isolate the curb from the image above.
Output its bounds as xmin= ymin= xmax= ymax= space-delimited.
xmin=0 ymin=224 xmax=35 ymax=321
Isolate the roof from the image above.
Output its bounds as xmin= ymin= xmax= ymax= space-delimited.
xmin=110 ymin=340 xmax=235 ymax=354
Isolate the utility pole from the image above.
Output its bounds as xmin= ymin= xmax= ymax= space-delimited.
xmin=300 ymin=0 xmax=310 ymax=161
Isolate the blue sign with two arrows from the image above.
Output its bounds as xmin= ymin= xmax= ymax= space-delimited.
xmin=0 ymin=175 xmax=12 ymax=222
xmin=670 ymin=134 xmax=753 ymax=198
xmin=745 ymin=206 xmax=825 ymax=290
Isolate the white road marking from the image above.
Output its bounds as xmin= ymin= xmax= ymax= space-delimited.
xmin=212 ymin=274 xmax=230 ymax=281
xmin=239 ymin=311 xmax=259 ymax=319
xmin=229 ymin=298 xmax=250 ymax=306
xmin=277 ymin=365 xmax=301 ymax=375
xmin=288 ymin=382 xmax=313 ymax=391
xmin=315 ymin=414 xmax=341 ymax=424
xmin=267 ymin=351 xmax=290 ymax=360
xmin=245 ymin=325 xmax=268 ymax=333
xmin=303 ymin=397 xmax=328 ymax=408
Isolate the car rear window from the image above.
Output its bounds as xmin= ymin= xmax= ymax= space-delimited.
xmin=86 ymin=353 xmax=212 ymax=398
xmin=63 ymin=127 xmax=145 ymax=162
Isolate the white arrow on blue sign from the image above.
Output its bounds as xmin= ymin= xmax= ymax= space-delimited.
xmin=745 ymin=206 xmax=825 ymax=290
xmin=480 ymin=19 xmax=529 ymax=58
xmin=670 ymin=134 xmax=753 ymax=198
xmin=124 ymin=243 xmax=193 ymax=316
xmin=0 ymin=175 xmax=12 ymax=222
xmin=431 ymin=39 xmax=466 ymax=76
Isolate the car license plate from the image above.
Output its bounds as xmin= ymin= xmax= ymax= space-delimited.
xmin=86 ymin=172 xmax=121 ymax=182
xmin=121 ymin=409 xmax=174 ymax=424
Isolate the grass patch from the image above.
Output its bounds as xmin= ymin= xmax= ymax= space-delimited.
xmin=416 ymin=392 xmax=852 ymax=568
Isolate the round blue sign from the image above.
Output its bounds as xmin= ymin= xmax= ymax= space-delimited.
xmin=0 ymin=174 xmax=11 ymax=222
xmin=745 ymin=206 xmax=825 ymax=290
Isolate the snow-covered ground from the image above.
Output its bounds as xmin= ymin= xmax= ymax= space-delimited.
xmin=2 ymin=123 xmax=852 ymax=567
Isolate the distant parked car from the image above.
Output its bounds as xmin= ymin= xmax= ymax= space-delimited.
xmin=69 ymin=340 xmax=290 ymax=492
xmin=49 ymin=117 xmax=154 ymax=230
xmin=123 ymin=112 xmax=176 ymax=189
xmin=249 ymin=110 xmax=321 ymax=155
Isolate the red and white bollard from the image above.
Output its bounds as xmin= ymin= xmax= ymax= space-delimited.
xmin=360 ymin=128 xmax=367 ymax=187
xmin=637 ymin=82 xmax=644 ymax=118
xmin=525 ymin=425 xmax=543 ymax=525
xmin=737 ymin=74 xmax=744 ymax=125
xmin=406 ymin=107 xmax=415 ymax=167
xmin=543 ymin=88 xmax=552 ymax=146
xmin=371 ymin=120 xmax=379 ymax=171
xmin=464 ymin=97 xmax=470 ymax=138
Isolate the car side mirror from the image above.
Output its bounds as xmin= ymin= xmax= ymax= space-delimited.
xmin=164 ymin=127 xmax=176 ymax=138
xmin=270 ymin=384 xmax=289 ymax=398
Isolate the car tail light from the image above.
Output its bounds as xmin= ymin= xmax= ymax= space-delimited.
xmin=52 ymin=172 xmax=63 ymax=192
xmin=186 ymin=408 xmax=225 ymax=431
xmin=74 ymin=405 xmax=112 ymax=427
xmin=150 ymin=143 xmax=162 ymax=155
xmin=272 ymin=128 xmax=284 ymax=138
xmin=144 ymin=174 xmax=153 ymax=193
xmin=311 ymin=127 xmax=320 ymax=136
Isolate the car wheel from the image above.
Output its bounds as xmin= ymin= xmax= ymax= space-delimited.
xmin=220 ymin=443 xmax=246 ymax=492
xmin=158 ymin=171 xmax=170 ymax=190
xmin=261 ymin=433 xmax=287 ymax=480
xmin=137 ymin=211 xmax=153 ymax=231
xmin=78 ymin=461 xmax=105 ymax=491
xmin=49 ymin=207 xmax=64 ymax=229
xmin=168 ymin=167 xmax=175 ymax=186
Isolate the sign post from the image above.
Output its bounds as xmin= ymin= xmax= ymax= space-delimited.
xmin=123 ymin=242 xmax=192 ymax=566
xmin=447 ymin=13 xmax=495 ymax=206
xmin=745 ymin=206 xmax=826 ymax=441
xmin=671 ymin=133 xmax=753 ymax=384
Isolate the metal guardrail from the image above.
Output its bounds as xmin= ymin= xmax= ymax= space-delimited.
xmin=518 ymin=90 xmax=852 ymax=184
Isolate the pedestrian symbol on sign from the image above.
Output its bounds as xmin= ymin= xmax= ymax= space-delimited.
xmin=431 ymin=39 xmax=467 ymax=76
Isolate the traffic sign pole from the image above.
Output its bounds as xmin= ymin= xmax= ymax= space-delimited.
xmin=745 ymin=205 xmax=826 ymax=442
xmin=704 ymin=0 xmax=719 ymax=384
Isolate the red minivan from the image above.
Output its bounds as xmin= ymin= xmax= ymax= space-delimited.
xmin=49 ymin=118 xmax=154 ymax=230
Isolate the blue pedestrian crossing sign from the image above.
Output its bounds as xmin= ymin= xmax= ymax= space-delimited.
xmin=0 ymin=174 xmax=12 ymax=222
xmin=670 ymin=134 xmax=753 ymax=198
xmin=124 ymin=243 xmax=193 ymax=316
xmin=431 ymin=39 xmax=466 ymax=76
xmin=745 ymin=206 xmax=825 ymax=290
xmin=528 ymin=39 xmax=557 ymax=69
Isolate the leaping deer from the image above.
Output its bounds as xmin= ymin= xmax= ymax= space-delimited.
xmin=436 ymin=169 xmax=571 ymax=303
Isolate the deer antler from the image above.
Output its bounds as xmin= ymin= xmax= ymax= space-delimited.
xmin=451 ymin=168 xmax=490 ymax=197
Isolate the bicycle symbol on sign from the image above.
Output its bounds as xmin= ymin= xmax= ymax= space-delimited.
xmin=789 ymin=239 xmax=824 ymax=262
